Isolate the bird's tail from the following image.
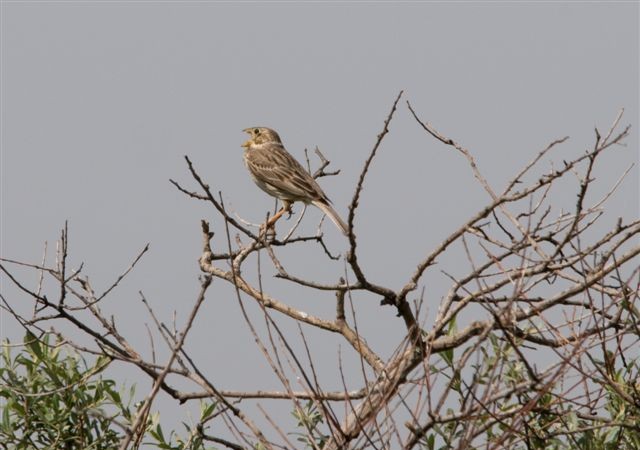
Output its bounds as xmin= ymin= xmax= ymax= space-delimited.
xmin=313 ymin=200 xmax=349 ymax=236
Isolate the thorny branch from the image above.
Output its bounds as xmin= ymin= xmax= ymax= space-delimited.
xmin=2 ymin=95 xmax=638 ymax=449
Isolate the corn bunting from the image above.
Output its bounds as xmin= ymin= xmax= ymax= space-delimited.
xmin=241 ymin=127 xmax=348 ymax=235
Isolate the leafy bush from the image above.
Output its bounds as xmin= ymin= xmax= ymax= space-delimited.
xmin=0 ymin=332 xmax=131 ymax=450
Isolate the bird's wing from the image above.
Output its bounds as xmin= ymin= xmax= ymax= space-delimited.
xmin=245 ymin=143 xmax=329 ymax=202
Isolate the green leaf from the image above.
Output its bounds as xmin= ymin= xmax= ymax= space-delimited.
xmin=201 ymin=401 xmax=216 ymax=421
xmin=24 ymin=332 xmax=44 ymax=361
xmin=441 ymin=348 xmax=454 ymax=367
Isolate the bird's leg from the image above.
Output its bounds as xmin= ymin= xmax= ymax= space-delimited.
xmin=265 ymin=201 xmax=292 ymax=229
xmin=259 ymin=201 xmax=293 ymax=239
xmin=259 ymin=209 xmax=284 ymax=240
xmin=265 ymin=208 xmax=286 ymax=229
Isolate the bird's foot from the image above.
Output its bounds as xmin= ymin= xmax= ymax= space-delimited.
xmin=258 ymin=205 xmax=293 ymax=239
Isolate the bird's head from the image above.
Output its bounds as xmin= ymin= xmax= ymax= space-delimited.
xmin=241 ymin=127 xmax=282 ymax=149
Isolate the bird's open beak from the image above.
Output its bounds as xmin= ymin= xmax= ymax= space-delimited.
xmin=241 ymin=129 xmax=252 ymax=148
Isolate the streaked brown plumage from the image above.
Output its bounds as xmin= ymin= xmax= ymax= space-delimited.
xmin=241 ymin=127 xmax=348 ymax=235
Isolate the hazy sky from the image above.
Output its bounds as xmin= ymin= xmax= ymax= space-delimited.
xmin=2 ymin=1 xmax=638 ymax=441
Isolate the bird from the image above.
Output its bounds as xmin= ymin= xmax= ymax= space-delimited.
xmin=241 ymin=127 xmax=348 ymax=236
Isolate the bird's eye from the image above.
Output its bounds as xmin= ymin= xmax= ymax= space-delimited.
xmin=253 ymin=128 xmax=260 ymax=135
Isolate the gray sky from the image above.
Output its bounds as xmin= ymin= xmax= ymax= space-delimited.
xmin=2 ymin=0 xmax=638 ymax=442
